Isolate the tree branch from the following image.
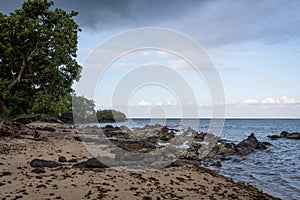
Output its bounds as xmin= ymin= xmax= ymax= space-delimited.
xmin=8 ymin=51 xmax=27 ymax=90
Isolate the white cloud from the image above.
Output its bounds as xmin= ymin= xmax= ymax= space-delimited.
xmin=166 ymin=100 xmax=176 ymax=106
xmin=244 ymin=99 xmax=260 ymax=105
xmin=156 ymin=102 xmax=163 ymax=106
xmin=137 ymin=100 xmax=152 ymax=106
xmin=212 ymin=100 xmax=237 ymax=106
xmin=137 ymin=100 xmax=177 ymax=107
xmin=244 ymin=96 xmax=299 ymax=105
xmin=279 ymin=96 xmax=297 ymax=104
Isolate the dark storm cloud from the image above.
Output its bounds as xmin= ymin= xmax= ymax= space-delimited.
xmin=1 ymin=0 xmax=300 ymax=46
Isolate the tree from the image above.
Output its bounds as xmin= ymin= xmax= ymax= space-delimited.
xmin=96 ymin=109 xmax=127 ymax=122
xmin=0 ymin=0 xmax=81 ymax=118
xmin=60 ymin=94 xmax=96 ymax=123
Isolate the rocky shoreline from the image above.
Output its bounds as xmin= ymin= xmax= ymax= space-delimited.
xmin=0 ymin=121 xmax=280 ymax=199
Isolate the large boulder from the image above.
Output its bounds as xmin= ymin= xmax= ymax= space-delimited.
xmin=236 ymin=133 xmax=267 ymax=155
xmin=111 ymin=139 xmax=156 ymax=153
xmin=281 ymin=131 xmax=300 ymax=139
xmin=30 ymin=159 xmax=63 ymax=168
xmin=72 ymin=157 xmax=110 ymax=168
xmin=268 ymin=131 xmax=300 ymax=140
xmin=267 ymin=135 xmax=282 ymax=140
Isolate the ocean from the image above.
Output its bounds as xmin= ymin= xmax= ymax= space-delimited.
xmin=95 ymin=118 xmax=300 ymax=200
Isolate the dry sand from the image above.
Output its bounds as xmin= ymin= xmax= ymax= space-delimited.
xmin=0 ymin=122 xmax=280 ymax=200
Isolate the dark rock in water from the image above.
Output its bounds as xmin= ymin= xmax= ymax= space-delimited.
xmin=269 ymin=131 xmax=300 ymax=140
xmin=216 ymin=142 xmax=237 ymax=156
xmin=68 ymin=158 xmax=78 ymax=163
xmin=72 ymin=157 xmax=109 ymax=168
xmin=256 ymin=142 xmax=268 ymax=150
xmin=262 ymin=142 xmax=272 ymax=146
xmin=236 ymin=133 xmax=264 ymax=155
xmin=212 ymin=160 xmax=222 ymax=168
xmin=280 ymin=131 xmax=289 ymax=137
xmin=267 ymin=135 xmax=282 ymax=139
xmin=286 ymin=133 xmax=300 ymax=139
xmin=30 ymin=159 xmax=63 ymax=168
xmin=58 ymin=156 xmax=67 ymax=163
xmin=31 ymin=167 xmax=45 ymax=174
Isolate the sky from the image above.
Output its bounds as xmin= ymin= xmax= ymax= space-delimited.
xmin=1 ymin=0 xmax=300 ymax=118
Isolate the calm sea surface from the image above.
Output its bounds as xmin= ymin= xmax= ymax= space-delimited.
xmin=96 ymin=119 xmax=300 ymax=199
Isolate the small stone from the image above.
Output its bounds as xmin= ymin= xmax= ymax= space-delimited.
xmin=1 ymin=171 xmax=12 ymax=177
xmin=212 ymin=161 xmax=222 ymax=168
xmin=73 ymin=136 xmax=81 ymax=142
xmin=31 ymin=167 xmax=45 ymax=174
xmin=58 ymin=156 xmax=67 ymax=163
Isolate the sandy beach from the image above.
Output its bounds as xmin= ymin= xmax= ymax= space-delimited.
xmin=0 ymin=122 xmax=280 ymax=200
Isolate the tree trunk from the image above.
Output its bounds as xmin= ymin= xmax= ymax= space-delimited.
xmin=0 ymin=98 xmax=6 ymax=119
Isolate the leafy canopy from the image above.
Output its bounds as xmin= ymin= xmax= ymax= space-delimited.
xmin=0 ymin=0 xmax=81 ymax=117
xmin=96 ymin=109 xmax=127 ymax=122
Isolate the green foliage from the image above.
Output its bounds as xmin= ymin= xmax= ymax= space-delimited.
xmin=0 ymin=0 xmax=81 ymax=117
xmin=72 ymin=95 xmax=96 ymax=120
xmin=96 ymin=109 xmax=127 ymax=122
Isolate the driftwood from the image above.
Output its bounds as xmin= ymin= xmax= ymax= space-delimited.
xmin=0 ymin=120 xmax=24 ymax=137
xmin=9 ymin=114 xmax=63 ymax=124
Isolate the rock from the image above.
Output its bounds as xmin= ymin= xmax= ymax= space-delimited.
xmin=72 ymin=157 xmax=109 ymax=168
xmin=216 ymin=142 xmax=237 ymax=155
xmin=236 ymin=133 xmax=259 ymax=155
xmin=256 ymin=142 xmax=267 ymax=150
xmin=238 ymin=133 xmax=268 ymax=153
xmin=115 ymin=153 xmax=145 ymax=162
xmin=160 ymin=126 xmax=169 ymax=134
xmin=120 ymin=125 xmax=131 ymax=133
xmin=74 ymin=136 xmax=81 ymax=142
xmin=31 ymin=167 xmax=45 ymax=174
xmin=180 ymin=149 xmax=199 ymax=160
xmin=280 ymin=131 xmax=289 ymax=137
xmin=58 ymin=156 xmax=67 ymax=163
xmin=158 ymin=130 xmax=176 ymax=141
xmin=286 ymin=133 xmax=300 ymax=139
xmin=68 ymin=158 xmax=78 ymax=163
xmin=36 ymin=126 xmax=56 ymax=132
xmin=111 ymin=139 xmax=156 ymax=153
xmin=0 ymin=171 xmax=12 ymax=177
xmin=0 ymin=120 xmax=24 ymax=137
xmin=269 ymin=131 xmax=300 ymax=140
xmin=267 ymin=135 xmax=282 ymax=139
xmin=212 ymin=161 xmax=222 ymax=168
xmin=262 ymin=142 xmax=272 ymax=146
xmin=194 ymin=132 xmax=207 ymax=142
xmin=30 ymin=159 xmax=63 ymax=168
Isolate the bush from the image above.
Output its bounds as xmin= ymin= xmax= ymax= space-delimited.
xmin=96 ymin=109 xmax=126 ymax=122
